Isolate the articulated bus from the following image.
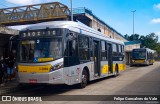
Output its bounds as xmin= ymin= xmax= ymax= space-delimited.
xmin=17 ymin=21 xmax=126 ymax=88
xmin=131 ymin=48 xmax=155 ymax=66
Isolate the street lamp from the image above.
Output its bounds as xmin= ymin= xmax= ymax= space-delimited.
xmin=131 ymin=10 xmax=136 ymax=35
xmin=70 ymin=0 xmax=73 ymax=21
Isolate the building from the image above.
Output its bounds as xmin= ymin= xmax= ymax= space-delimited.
xmin=72 ymin=7 xmax=140 ymax=64
xmin=73 ymin=7 xmax=127 ymax=42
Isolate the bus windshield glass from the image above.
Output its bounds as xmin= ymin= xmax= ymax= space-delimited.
xmin=132 ymin=49 xmax=146 ymax=59
xmin=19 ymin=38 xmax=62 ymax=62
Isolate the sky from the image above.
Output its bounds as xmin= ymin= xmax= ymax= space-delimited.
xmin=0 ymin=0 xmax=160 ymax=38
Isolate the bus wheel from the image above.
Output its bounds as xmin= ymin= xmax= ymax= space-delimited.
xmin=79 ymin=69 xmax=88 ymax=88
xmin=114 ymin=65 xmax=119 ymax=77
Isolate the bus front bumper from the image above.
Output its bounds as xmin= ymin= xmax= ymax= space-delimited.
xmin=131 ymin=59 xmax=148 ymax=65
xmin=18 ymin=68 xmax=65 ymax=85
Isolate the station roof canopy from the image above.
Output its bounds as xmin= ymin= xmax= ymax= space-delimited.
xmin=125 ymin=41 xmax=141 ymax=45
xmin=0 ymin=2 xmax=70 ymax=26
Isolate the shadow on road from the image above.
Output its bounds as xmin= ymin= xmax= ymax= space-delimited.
xmin=130 ymin=64 xmax=152 ymax=67
xmin=9 ymin=75 xmax=118 ymax=96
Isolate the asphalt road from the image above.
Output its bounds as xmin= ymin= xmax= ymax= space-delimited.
xmin=1 ymin=62 xmax=160 ymax=104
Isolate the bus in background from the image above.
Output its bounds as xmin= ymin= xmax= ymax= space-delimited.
xmin=17 ymin=21 xmax=125 ymax=88
xmin=131 ymin=48 xmax=155 ymax=66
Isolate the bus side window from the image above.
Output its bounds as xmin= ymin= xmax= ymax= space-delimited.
xmin=151 ymin=53 xmax=153 ymax=59
xmin=147 ymin=52 xmax=149 ymax=59
xmin=64 ymin=32 xmax=80 ymax=67
xmin=121 ymin=45 xmax=125 ymax=55
xmin=67 ymin=40 xmax=74 ymax=56
xmin=79 ymin=35 xmax=90 ymax=60
xmin=112 ymin=44 xmax=118 ymax=56
xmin=149 ymin=52 xmax=152 ymax=59
xmin=101 ymin=41 xmax=107 ymax=61
xmin=64 ymin=32 xmax=78 ymax=57
xmin=89 ymin=38 xmax=93 ymax=61
xmin=119 ymin=45 xmax=123 ymax=56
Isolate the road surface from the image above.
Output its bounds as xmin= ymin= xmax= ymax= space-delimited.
xmin=1 ymin=62 xmax=160 ymax=104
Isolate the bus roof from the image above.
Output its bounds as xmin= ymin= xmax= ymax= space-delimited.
xmin=21 ymin=21 xmax=124 ymax=45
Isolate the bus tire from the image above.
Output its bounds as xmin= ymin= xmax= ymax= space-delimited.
xmin=114 ymin=65 xmax=119 ymax=77
xmin=79 ymin=69 xmax=88 ymax=88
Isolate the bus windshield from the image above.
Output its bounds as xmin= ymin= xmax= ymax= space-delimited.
xmin=132 ymin=49 xmax=146 ymax=59
xmin=19 ymin=38 xmax=62 ymax=62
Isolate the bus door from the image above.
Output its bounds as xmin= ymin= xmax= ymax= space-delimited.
xmin=64 ymin=32 xmax=79 ymax=67
xmin=93 ymin=40 xmax=100 ymax=76
xmin=107 ymin=43 xmax=113 ymax=74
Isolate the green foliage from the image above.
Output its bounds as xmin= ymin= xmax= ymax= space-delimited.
xmin=124 ymin=34 xmax=140 ymax=41
xmin=125 ymin=33 xmax=160 ymax=54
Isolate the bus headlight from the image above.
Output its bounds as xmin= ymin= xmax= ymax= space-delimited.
xmin=50 ymin=62 xmax=63 ymax=72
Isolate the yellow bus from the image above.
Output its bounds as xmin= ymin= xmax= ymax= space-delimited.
xmin=131 ymin=48 xmax=155 ymax=66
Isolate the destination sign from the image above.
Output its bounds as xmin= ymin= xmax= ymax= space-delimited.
xmin=20 ymin=29 xmax=62 ymax=38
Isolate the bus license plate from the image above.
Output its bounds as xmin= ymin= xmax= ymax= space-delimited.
xmin=29 ymin=79 xmax=37 ymax=83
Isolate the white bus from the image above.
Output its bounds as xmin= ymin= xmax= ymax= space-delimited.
xmin=17 ymin=21 xmax=126 ymax=88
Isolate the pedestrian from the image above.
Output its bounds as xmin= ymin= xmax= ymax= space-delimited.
xmin=0 ymin=56 xmax=3 ymax=84
xmin=6 ymin=53 xmax=15 ymax=81
xmin=0 ymin=56 xmax=5 ymax=86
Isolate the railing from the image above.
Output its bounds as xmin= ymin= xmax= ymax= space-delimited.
xmin=0 ymin=2 xmax=70 ymax=26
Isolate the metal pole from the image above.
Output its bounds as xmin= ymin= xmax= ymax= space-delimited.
xmin=70 ymin=0 xmax=73 ymax=21
xmin=131 ymin=10 xmax=136 ymax=35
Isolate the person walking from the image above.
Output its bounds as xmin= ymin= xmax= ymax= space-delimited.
xmin=6 ymin=54 xmax=15 ymax=81
xmin=0 ymin=56 xmax=5 ymax=86
xmin=0 ymin=57 xmax=3 ymax=85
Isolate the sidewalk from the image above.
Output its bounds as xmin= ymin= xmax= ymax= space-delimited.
xmin=0 ymin=78 xmax=19 ymax=95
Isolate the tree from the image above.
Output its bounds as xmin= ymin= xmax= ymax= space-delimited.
xmin=154 ymin=43 xmax=160 ymax=54
xmin=124 ymin=34 xmax=130 ymax=40
xmin=124 ymin=34 xmax=141 ymax=41
xmin=141 ymin=33 xmax=158 ymax=49
xmin=124 ymin=33 xmax=160 ymax=54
